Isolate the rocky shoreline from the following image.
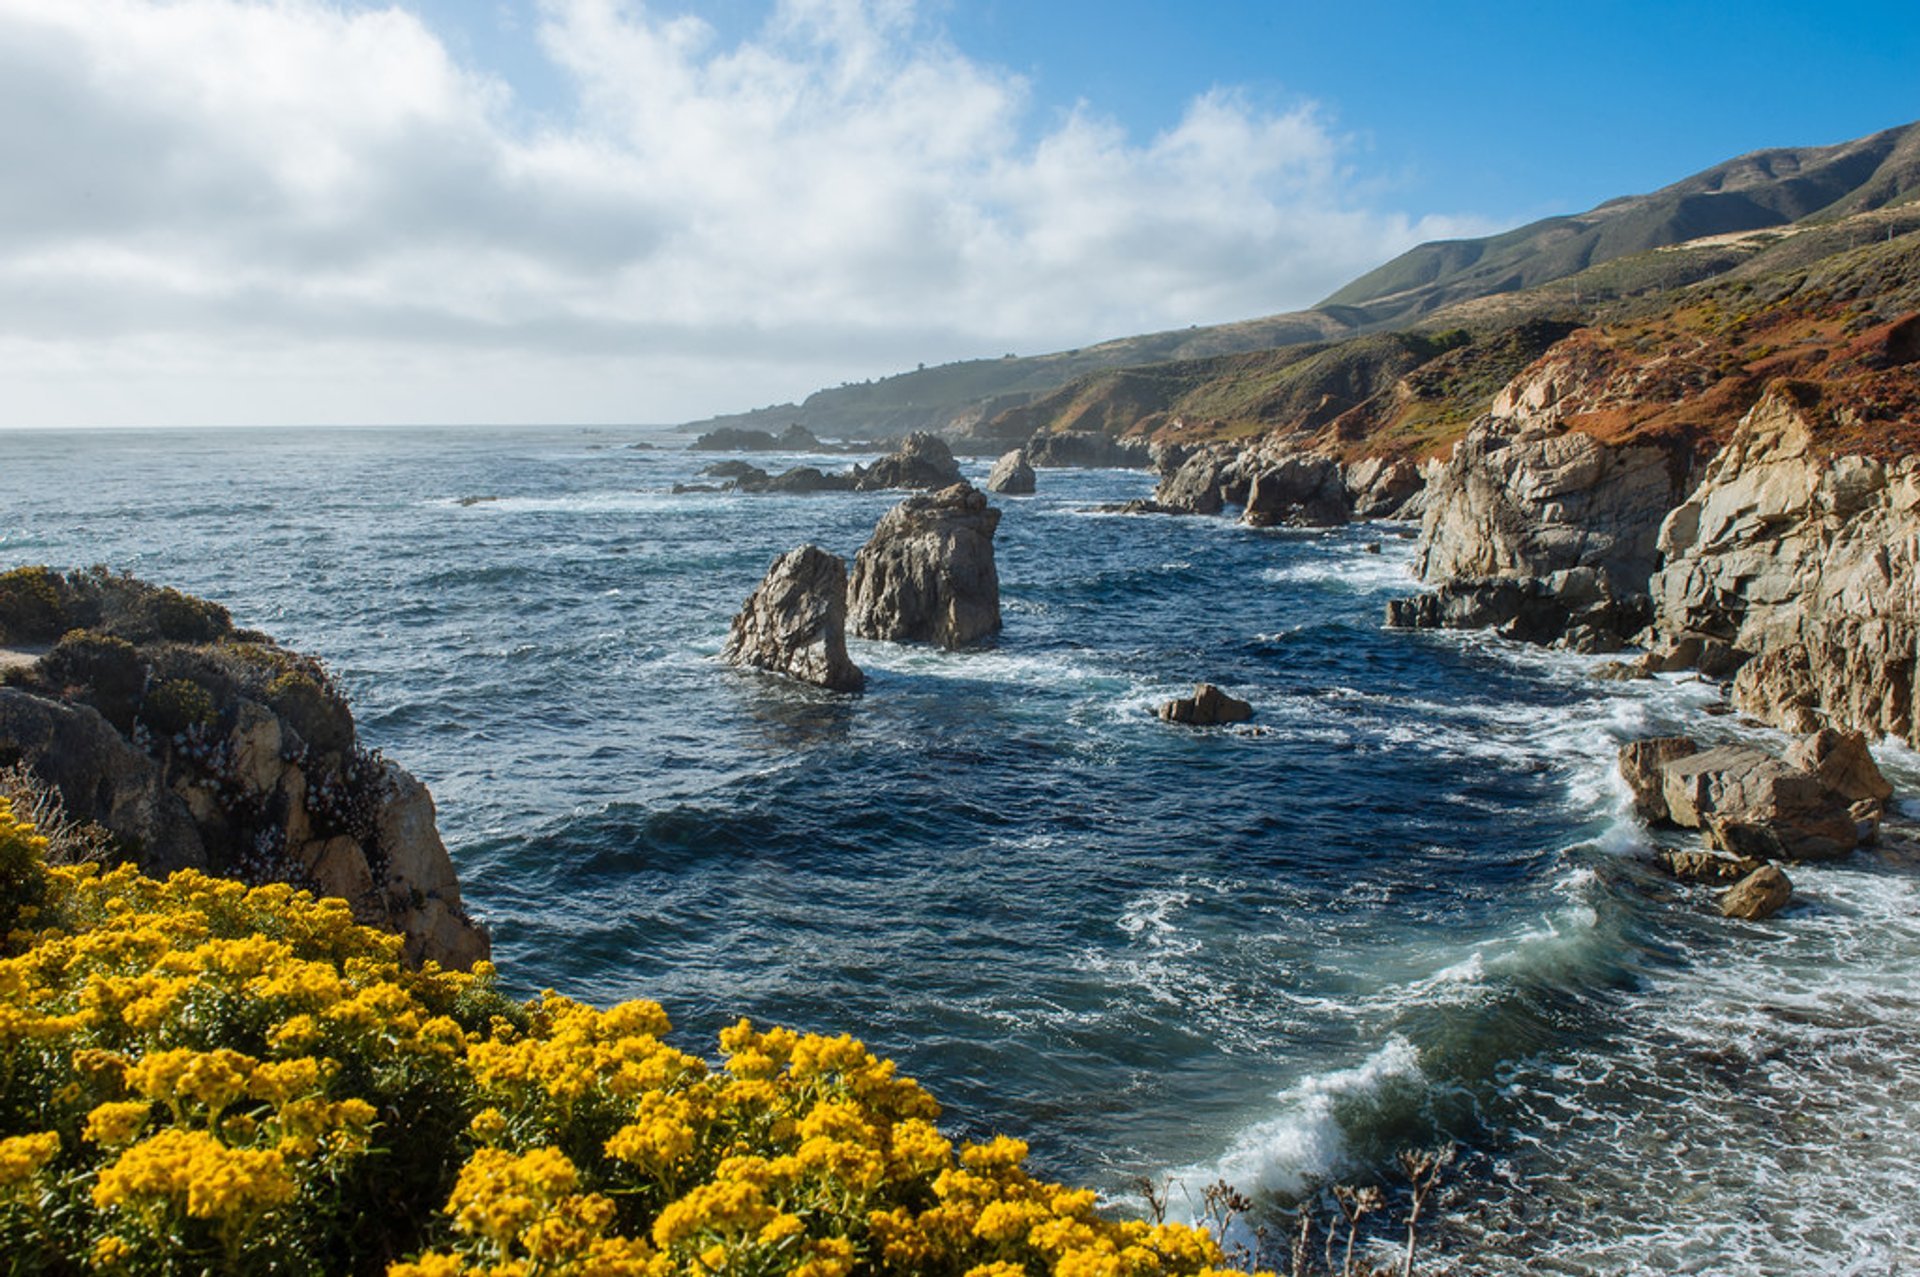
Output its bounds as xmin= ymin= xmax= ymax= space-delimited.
xmin=0 ymin=567 xmax=487 ymax=969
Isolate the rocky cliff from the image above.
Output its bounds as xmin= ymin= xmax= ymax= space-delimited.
xmin=0 ymin=568 xmax=488 ymax=968
xmin=1391 ymin=231 xmax=1920 ymax=741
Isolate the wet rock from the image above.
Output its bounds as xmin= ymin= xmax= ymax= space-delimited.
xmin=1157 ymin=683 xmax=1253 ymax=726
xmin=1386 ymin=568 xmax=1650 ymax=651
xmin=1153 ymin=447 xmax=1234 ymax=515
xmin=986 ymin=449 xmax=1036 ymax=495
xmin=1243 ymin=454 xmax=1349 ymax=528
xmin=1660 ymin=848 xmax=1765 ymax=884
xmin=855 ymin=433 xmax=964 ymax=491
xmin=722 ymin=545 xmax=864 ymax=693
xmin=701 ymin=460 xmax=768 ymax=480
xmin=693 ymin=425 xmax=822 ymax=452
xmin=848 ymin=484 xmax=1001 ymax=648
xmin=1618 ymin=736 xmax=1699 ymax=823
xmin=1660 ymin=744 xmax=1858 ymax=862
xmin=1719 ymin=863 xmax=1793 ymax=920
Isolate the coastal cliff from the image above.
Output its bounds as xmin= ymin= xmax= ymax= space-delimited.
xmin=1392 ymin=233 xmax=1920 ymax=742
xmin=0 ymin=568 xmax=488 ymax=968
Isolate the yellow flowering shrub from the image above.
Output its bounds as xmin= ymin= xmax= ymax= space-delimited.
xmin=0 ymin=797 xmax=1252 ymax=1276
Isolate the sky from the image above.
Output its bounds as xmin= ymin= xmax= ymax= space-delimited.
xmin=1 ymin=0 xmax=1916 ymax=429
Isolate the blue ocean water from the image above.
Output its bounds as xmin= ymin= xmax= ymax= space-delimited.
xmin=5 ymin=425 xmax=1919 ymax=1273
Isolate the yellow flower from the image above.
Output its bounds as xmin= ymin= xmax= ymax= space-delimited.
xmin=93 ymin=1128 xmax=296 ymax=1221
xmin=83 ymin=1102 xmax=152 ymax=1149
xmin=0 ymin=1132 xmax=60 ymax=1185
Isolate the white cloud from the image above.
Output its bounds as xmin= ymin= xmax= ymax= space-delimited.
xmin=0 ymin=0 xmax=1485 ymax=427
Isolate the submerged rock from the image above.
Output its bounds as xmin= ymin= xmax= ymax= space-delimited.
xmin=1157 ymin=683 xmax=1253 ymax=726
xmin=1720 ymin=863 xmax=1793 ymax=920
xmin=847 ymin=484 xmax=1002 ymax=648
xmin=722 ymin=545 xmax=864 ymax=693
xmin=986 ymin=448 xmax=1036 ymax=495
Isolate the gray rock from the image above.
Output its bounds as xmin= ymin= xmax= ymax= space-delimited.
xmin=1158 ymin=683 xmax=1253 ymax=726
xmin=1027 ymin=431 xmax=1151 ymax=469
xmin=855 ymin=432 xmax=964 ymax=491
xmin=986 ymin=449 xmax=1036 ymax=495
xmin=722 ymin=545 xmax=864 ymax=693
xmin=1719 ymin=863 xmax=1793 ymax=920
xmin=1345 ymin=456 xmax=1425 ymax=520
xmin=1242 ymin=454 xmax=1349 ymax=528
xmin=1152 ymin=447 xmax=1234 ymax=515
xmin=848 ymin=484 xmax=1002 ymax=648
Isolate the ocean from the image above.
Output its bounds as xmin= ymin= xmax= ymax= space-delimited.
xmin=5 ymin=424 xmax=1918 ymax=1274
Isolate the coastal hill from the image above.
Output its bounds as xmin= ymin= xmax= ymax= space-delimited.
xmin=678 ymin=120 xmax=1920 ymax=446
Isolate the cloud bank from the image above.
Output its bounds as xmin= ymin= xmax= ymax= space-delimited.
xmin=0 ymin=0 xmax=1483 ymax=426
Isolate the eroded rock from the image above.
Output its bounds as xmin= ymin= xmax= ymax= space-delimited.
xmin=723 ymin=545 xmax=864 ymax=693
xmin=986 ymin=449 xmax=1036 ymax=495
xmin=848 ymin=484 xmax=1002 ymax=648
xmin=856 ymin=433 xmax=964 ymax=491
xmin=1719 ymin=863 xmax=1793 ymax=920
xmin=1618 ymin=736 xmax=1699 ymax=823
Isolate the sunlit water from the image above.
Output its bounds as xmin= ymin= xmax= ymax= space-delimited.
xmin=5 ymin=425 xmax=1917 ymax=1273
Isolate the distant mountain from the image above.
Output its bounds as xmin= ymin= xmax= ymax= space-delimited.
xmin=1319 ymin=121 xmax=1920 ymax=327
xmin=677 ymin=121 xmax=1920 ymax=445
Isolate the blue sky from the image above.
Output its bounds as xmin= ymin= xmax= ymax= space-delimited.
xmin=0 ymin=0 xmax=1914 ymax=427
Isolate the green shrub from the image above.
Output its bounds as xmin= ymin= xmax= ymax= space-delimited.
xmin=0 ymin=567 xmax=68 ymax=645
xmin=0 ymin=796 xmax=48 ymax=938
xmin=139 ymin=679 xmax=218 ymax=739
xmin=39 ymin=630 xmax=147 ymax=732
xmin=133 ymin=588 xmax=231 ymax=645
xmin=264 ymin=671 xmax=355 ymax=757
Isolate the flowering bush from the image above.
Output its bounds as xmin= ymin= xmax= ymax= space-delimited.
xmin=0 ymin=798 xmax=1248 ymax=1276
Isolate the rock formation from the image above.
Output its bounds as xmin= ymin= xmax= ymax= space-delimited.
xmin=722 ymin=546 xmax=864 ymax=693
xmin=855 ymin=433 xmax=964 ymax=491
xmin=692 ymin=424 xmax=824 ymax=452
xmin=986 ymin=449 xmax=1036 ymax=495
xmin=1720 ymin=863 xmax=1793 ymax=920
xmin=1242 ymin=455 xmax=1349 ymax=528
xmin=847 ymin=484 xmax=1002 ymax=648
xmin=1157 ymin=683 xmax=1253 ymax=726
xmin=1619 ymin=728 xmax=1892 ymax=865
xmin=1026 ymin=431 xmax=1151 ymax=469
xmin=0 ymin=569 xmax=488 ymax=969
xmin=1647 ymin=387 xmax=1920 ymax=741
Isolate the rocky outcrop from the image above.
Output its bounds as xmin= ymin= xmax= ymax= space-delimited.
xmin=0 ymin=570 xmax=488 ymax=969
xmin=1152 ymin=447 xmax=1237 ymax=515
xmin=1157 ymin=683 xmax=1253 ymax=726
xmin=1647 ymin=387 xmax=1920 ymax=742
xmin=1617 ymin=735 xmax=1700 ymax=823
xmin=692 ymin=424 xmax=824 ymax=452
xmin=1784 ymin=728 xmax=1894 ymax=803
xmin=855 ymin=433 xmax=964 ymax=491
xmin=847 ymin=484 xmax=1002 ymax=648
xmin=1385 ymin=566 xmax=1650 ymax=653
xmin=986 ymin=449 xmax=1036 ymax=495
xmin=1026 ymin=431 xmax=1151 ymax=469
xmin=1242 ymin=455 xmax=1348 ymax=529
xmin=722 ymin=546 xmax=864 ymax=693
xmin=1720 ymin=863 xmax=1793 ymax=920
xmin=1344 ymin=456 xmax=1424 ymax=520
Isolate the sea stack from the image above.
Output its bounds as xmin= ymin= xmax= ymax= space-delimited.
xmin=723 ymin=545 xmax=864 ymax=692
xmin=986 ymin=448 xmax=1036 ymax=495
xmin=848 ymin=483 xmax=1002 ymax=648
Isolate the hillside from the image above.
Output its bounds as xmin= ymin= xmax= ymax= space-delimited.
xmin=677 ymin=120 xmax=1920 ymax=446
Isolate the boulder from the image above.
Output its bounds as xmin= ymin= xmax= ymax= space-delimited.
xmin=722 ymin=545 xmax=864 ymax=693
xmin=1345 ymin=456 xmax=1424 ymax=520
xmin=1385 ymin=569 xmax=1650 ymax=652
xmin=1660 ymin=744 xmax=1858 ymax=861
xmin=1719 ymin=863 xmax=1793 ymax=921
xmin=1783 ymin=728 xmax=1893 ymax=803
xmin=1153 ymin=448 xmax=1233 ymax=515
xmin=847 ymin=484 xmax=1002 ymax=648
xmin=1660 ymin=848 xmax=1765 ymax=884
xmin=855 ymin=433 xmax=964 ymax=491
xmin=986 ymin=449 xmax=1036 ymax=495
xmin=1617 ymin=736 xmax=1699 ymax=823
xmin=1242 ymin=455 xmax=1349 ymax=528
xmin=1158 ymin=683 xmax=1253 ymax=726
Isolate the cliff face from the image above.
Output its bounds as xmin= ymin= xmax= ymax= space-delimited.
xmin=0 ymin=570 xmax=488 ymax=968
xmin=1650 ymin=387 xmax=1920 ymax=740
xmin=1394 ymin=231 xmax=1920 ymax=743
